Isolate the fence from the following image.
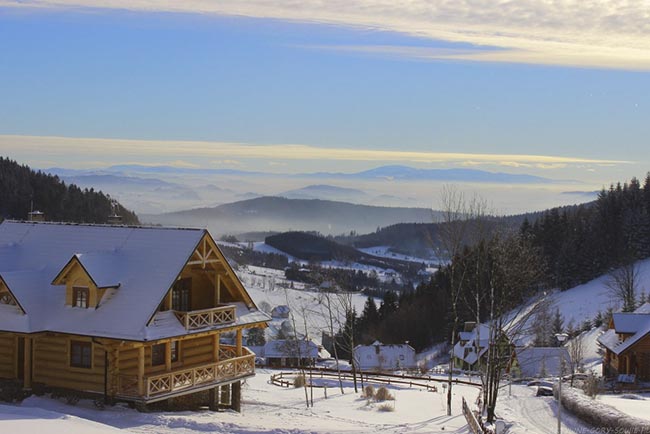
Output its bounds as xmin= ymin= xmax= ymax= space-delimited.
xmin=269 ymin=367 xmax=481 ymax=391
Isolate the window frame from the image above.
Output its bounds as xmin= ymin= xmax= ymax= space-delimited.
xmin=170 ymin=341 xmax=180 ymax=363
xmin=72 ymin=286 xmax=89 ymax=308
xmin=151 ymin=343 xmax=166 ymax=366
xmin=70 ymin=340 xmax=92 ymax=369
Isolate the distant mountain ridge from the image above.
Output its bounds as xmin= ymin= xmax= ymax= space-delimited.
xmin=302 ymin=165 xmax=557 ymax=183
xmin=144 ymin=196 xmax=439 ymax=236
xmin=80 ymin=164 xmax=558 ymax=184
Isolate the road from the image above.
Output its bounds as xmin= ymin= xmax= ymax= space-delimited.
xmin=497 ymin=384 xmax=597 ymax=434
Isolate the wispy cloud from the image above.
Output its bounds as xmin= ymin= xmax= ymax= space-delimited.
xmin=0 ymin=134 xmax=628 ymax=170
xmin=1 ymin=1 xmax=649 ymax=70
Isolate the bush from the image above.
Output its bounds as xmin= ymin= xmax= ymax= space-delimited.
xmin=378 ymin=403 xmax=394 ymax=412
xmin=375 ymin=386 xmax=394 ymax=402
xmin=363 ymin=385 xmax=375 ymax=399
xmin=293 ymin=374 xmax=306 ymax=388
xmin=582 ymin=372 xmax=600 ymax=399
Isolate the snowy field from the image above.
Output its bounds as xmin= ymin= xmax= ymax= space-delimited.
xmin=0 ymin=370 xmax=480 ymax=434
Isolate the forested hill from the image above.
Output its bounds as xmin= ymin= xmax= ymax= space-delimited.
xmin=524 ymin=174 xmax=650 ymax=290
xmin=0 ymin=157 xmax=139 ymax=225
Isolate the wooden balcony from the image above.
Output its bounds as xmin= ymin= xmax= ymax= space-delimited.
xmin=174 ymin=304 xmax=236 ymax=330
xmin=117 ymin=347 xmax=254 ymax=401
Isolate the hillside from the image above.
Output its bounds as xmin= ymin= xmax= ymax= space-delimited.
xmin=335 ymin=211 xmax=550 ymax=258
xmin=144 ymin=196 xmax=439 ymax=236
xmin=264 ymin=231 xmax=423 ymax=275
xmin=0 ymin=157 xmax=139 ymax=224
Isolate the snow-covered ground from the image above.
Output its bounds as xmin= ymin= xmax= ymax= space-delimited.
xmin=498 ymin=384 xmax=601 ymax=434
xmin=598 ymin=393 xmax=650 ymax=422
xmin=0 ymin=402 xmax=125 ymax=434
xmin=0 ymin=370 xmax=480 ymax=434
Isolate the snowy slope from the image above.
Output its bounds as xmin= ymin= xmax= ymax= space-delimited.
xmin=236 ymin=265 xmax=369 ymax=344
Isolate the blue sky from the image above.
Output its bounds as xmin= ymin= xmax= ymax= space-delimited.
xmin=0 ymin=2 xmax=649 ymax=187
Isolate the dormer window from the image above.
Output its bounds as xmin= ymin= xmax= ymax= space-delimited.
xmin=73 ymin=286 xmax=89 ymax=308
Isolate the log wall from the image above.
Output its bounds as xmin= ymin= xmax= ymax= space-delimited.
xmin=32 ymin=334 xmax=106 ymax=393
xmin=0 ymin=333 xmax=16 ymax=379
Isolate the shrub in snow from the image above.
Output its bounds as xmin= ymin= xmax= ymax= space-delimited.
xmin=377 ymin=403 xmax=394 ymax=412
xmin=293 ymin=374 xmax=306 ymax=388
xmin=363 ymin=385 xmax=375 ymax=399
xmin=582 ymin=372 xmax=600 ymax=398
xmin=375 ymin=386 xmax=394 ymax=402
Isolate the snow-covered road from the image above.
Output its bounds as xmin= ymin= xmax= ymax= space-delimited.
xmin=498 ymin=384 xmax=596 ymax=434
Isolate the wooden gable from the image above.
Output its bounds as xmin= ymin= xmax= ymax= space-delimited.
xmin=0 ymin=275 xmax=26 ymax=314
xmin=51 ymin=256 xmax=112 ymax=308
xmin=186 ymin=232 xmax=255 ymax=307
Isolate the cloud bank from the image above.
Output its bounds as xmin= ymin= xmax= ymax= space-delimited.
xmin=1 ymin=0 xmax=650 ymax=70
xmin=0 ymin=134 xmax=627 ymax=170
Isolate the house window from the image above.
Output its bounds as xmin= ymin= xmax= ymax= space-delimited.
xmin=171 ymin=341 xmax=180 ymax=363
xmin=172 ymin=278 xmax=191 ymax=311
xmin=152 ymin=343 xmax=166 ymax=366
xmin=73 ymin=286 xmax=89 ymax=308
xmin=70 ymin=341 xmax=92 ymax=368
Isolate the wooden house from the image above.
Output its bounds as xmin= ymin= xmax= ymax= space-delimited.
xmin=0 ymin=221 xmax=269 ymax=410
xmin=597 ymin=303 xmax=650 ymax=381
xmin=452 ymin=322 xmax=491 ymax=370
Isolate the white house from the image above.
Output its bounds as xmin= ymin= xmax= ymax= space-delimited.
xmin=354 ymin=341 xmax=416 ymax=371
xmin=510 ymin=346 xmax=571 ymax=378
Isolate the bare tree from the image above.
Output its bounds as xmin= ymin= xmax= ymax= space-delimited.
xmin=606 ymin=262 xmax=640 ymax=312
xmin=568 ymin=332 xmax=584 ymax=385
xmin=284 ymin=288 xmax=311 ymax=408
xmin=480 ymin=234 xmax=546 ymax=423
xmin=317 ymin=291 xmax=345 ymax=394
xmin=335 ymin=291 xmax=360 ymax=393
xmin=435 ymin=185 xmax=489 ymax=415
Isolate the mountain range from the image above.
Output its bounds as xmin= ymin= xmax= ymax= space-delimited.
xmin=143 ymin=196 xmax=440 ymax=236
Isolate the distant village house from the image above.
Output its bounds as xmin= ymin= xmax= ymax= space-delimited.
xmin=354 ymin=341 xmax=416 ymax=371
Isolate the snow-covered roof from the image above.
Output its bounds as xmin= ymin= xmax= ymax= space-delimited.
xmin=263 ymin=339 xmax=318 ymax=359
xmin=597 ymin=303 xmax=650 ymax=355
xmin=0 ymin=221 xmax=267 ymax=341
xmin=453 ymin=323 xmax=492 ymax=366
xmin=612 ymin=313 xmax=648 ymax=334
xmin=354 ymin=342 xmax=416 ymax=369
xmin=513 ymin=347 xmax=571 ymax=378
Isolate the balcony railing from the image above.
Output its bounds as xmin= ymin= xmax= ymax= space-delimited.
xmin=174 ymin=304 xmax=236 ymax=330
xmin=117 ymin=347 xmax=255 ymax=399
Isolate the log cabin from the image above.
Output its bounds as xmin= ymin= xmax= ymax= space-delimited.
xmin=0 ymin=220 xmax=269 ymax=410
xmin=598 ymin=303 xmax=650 ymax=382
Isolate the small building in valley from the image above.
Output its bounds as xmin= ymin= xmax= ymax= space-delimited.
xmin=261 ymin=339 xmax=319 ymax=368
xmin=0 ymin=221 xmax=269 ymax=410
xmin=354 ymin=341 xmax=416 ymax=371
